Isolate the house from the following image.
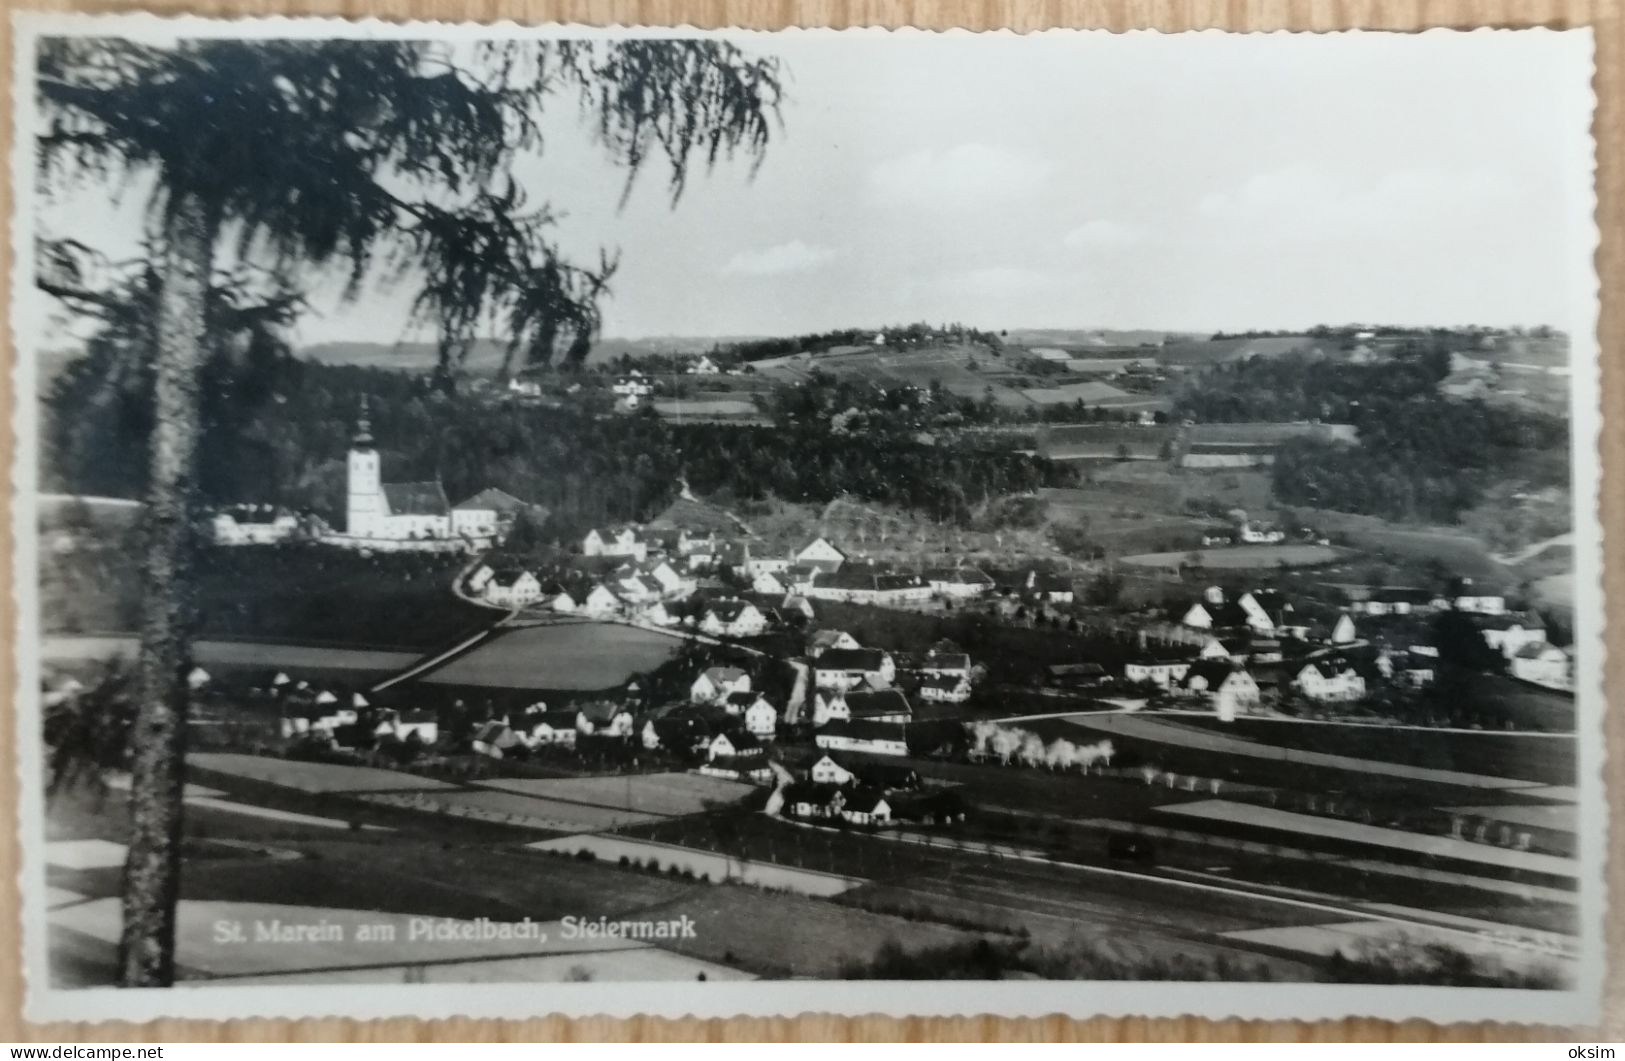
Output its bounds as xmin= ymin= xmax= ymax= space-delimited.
xmin=854 ymin=762 xmax=921 ymax=791
xmin=576 ymin=703 xmax=635 ymax=738
xmin=845 ymin=688 xmax=912 ymax=723
xmin=700 ymin=599 xmax=768 ymax=638
xmin=1184 ymin=587 xmax=1277 ymax=636
xmin=1478 ymin=615 xmax=1548 ymax=659
xmin=482 ymin=568 xmax=542 ymax=608
xmin=807 ymin=629 xmax=861 ymax=658
xmin=210 ymin=504 xmax=300 ymax=546
xmin=1024 ymin=570 xmax=1074 ymax=604
xmin=810 ymin=689 xmax=850 ymax=726
xmin=814 ymin=720 xmax=909 ymax=757
xmin=1449 ymin=593 xmax=1508 ymax=616
xmin=471 ymin=720 xmax=523 ymax=758
xmin=1329 ymin=613 xmax=1358 ymax=645
xmin=449 ymin=487 xmax=540 ymax=541
xmin=395 ymin=709 xmax=440 ymax=745
xmin=339 ymin=404 xmax=503 ymax=550
xmin=918 ymin=674 xmax=972 ymax=704
xmin=467 ymin=564 xmax=496 ymax=593
xmin=691 ymin=666 xmax=751 ymax=704
xmin=925 ymin=567 xmax=995 ymax=599
xmin=1293 ymin=658 xmax=1366 ymax=702
xmin=1178 ymin=661 xmax=1261 ymax=722
xmin=583 ymin=525 xmax=647 ymax=560
xmin=1123 ymin=657 xmax=1192 ymax=690
xmin=636 ymin=600 xmax=676 ymax=627
xmin=611 ymin=373 xmax=654 ymax=405
xmin=752 ymin=569 xmax=791 ymax=596
xmin=688 ymin=354 xmax=721 ymax=375
xmin=1510 ymin=642 xmax=1572 ymax=689
xmin=781 ymin=594 xmax=816 ymax=621
xmin=579 ymin=583 xmax=624 ymax=618
xmin=1239 ymin=521 xmax=1285 ymax=545
xmin=795 ymin=536 xmax=847 ymax=573
xmin=723 ymin=689 xmax=772 ymax=718
xmin=707 ymin=730 xmax=764 ymax=761
xmin=612 ymin=570 xmax=665 ymax=604
xmin=919 ymin=651 xmax=972 ymax=679
xmin=743 ymin=698 xmax=779 ymax=739
xmin=804 ymin=567 xmax=931 ymax=605
xmin=1347 ymin=587 xmax=1433 ymax=616
xmin=839 ymin=788 xmax=893 ymax=827
xmin=643 ymin=713 xmax=714 ymax=754
xmin=813 ymin=648 xmax=896 ymax=690
xmin=635 ymin=557 xmax=689 ymax=597
xmin=808 ymin=754 xmax=856 ymax=786
xmin=548 ymin=587 xmax=581 ymax=613
xmin=783 ymin=781 xmax=845 ymax=819
xmin=524 ymin=709 xmax=580 ymax=747
xmin=1047 ymin=662 xmax=1106 ymax=688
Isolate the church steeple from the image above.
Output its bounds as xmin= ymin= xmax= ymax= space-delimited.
xmin=353 ymin=396 xmax=375 ymax=448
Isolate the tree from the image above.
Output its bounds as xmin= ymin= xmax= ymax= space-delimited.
xmin=37 ymin=35 xmax=781 ymax=987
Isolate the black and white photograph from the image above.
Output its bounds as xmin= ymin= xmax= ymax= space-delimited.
xmin=10 ymin=16 xmax=1606 ymax=1025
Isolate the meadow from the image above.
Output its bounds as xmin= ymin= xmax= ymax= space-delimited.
xmin=419 ymin=621 xmax=683 ymax=691
xmin=1121 ymin=544 xmax=1348 ymax=569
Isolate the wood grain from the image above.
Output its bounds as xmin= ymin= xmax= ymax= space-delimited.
xmin=2 ymin=0 xmax=1620 ymax=1042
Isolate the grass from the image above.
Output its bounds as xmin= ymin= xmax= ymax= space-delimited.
xmin=418 ymin=621 xmax=683 ymax=691
xmin=44 ymin=539 xmax=493 ymax=652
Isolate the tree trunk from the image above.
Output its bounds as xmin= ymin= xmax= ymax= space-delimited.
xmin=120 ymin=190 xmax=213 ymax=987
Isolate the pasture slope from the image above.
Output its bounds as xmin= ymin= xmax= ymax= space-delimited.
xmin=417 ymin=620 xmax=682 ymax=691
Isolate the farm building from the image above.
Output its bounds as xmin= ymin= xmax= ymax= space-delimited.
xmin=1510 ymin=643 xmax=1572 ymax=690
xmin=1124 ymin=657 xmax=1193 ymax=690
xmin=1047 ymin=662 xmax=1106 ymax=688
xmin=840 ymin=789 xmax=894 ymax=827
xmin=844 ymin=688 xmax=913 ymax=723
xmin=707 ymin=730 xmax=764 ymax=761
xmin=1477 ymin=615 xmax=1548 ymax=659
xmin=808 ymin=755 xmax=857 ymax=786
xmin=795 ymin=536 xmax=848 ymax=573
xmin=700 ymin=599 xmax=768 ymax=638
xmin=482 ymin=568 xmax=543 ymax=607
xmin=807 ymin=629 xmax=862 ymax=657
xmin=582 ymin=525 xmax=648 ymax=561
xmin=918 ymin=674 xmax=972 ymax=704
xmin=804 ymin=566 xmax=931 ymax=605
xmin=810 ymin=690 xmax=850 ymax=727
xmin=815 ymin=720 xmax=910 ymax=757
xmin=691 ymin=666 xmax=751 ymax=704
xmin=925 ymin=566 xmax=995 ymax=599
xmin=1178 ymin=662 xmax=1261 ymax=721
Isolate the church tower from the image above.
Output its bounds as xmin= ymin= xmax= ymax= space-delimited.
xmin=346 ymin=398 xmax=383 ymax=537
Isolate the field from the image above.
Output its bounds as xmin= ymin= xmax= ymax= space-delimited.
xmin=479 ymin=772 xmax=753 ymax=818
xmin=529 ymin=835 xmax=861 ymax=897
xmin=1158 ymin=801 xmax=1577 ymax=878
xmin=650 ymin=397 xmax=765 ymax=422
xmin=1304 ymin=509 xmax=1512 ymax=588
xmin=419 ymin=621 xmax=682 ymax=691
xmin=1121 ymin=544 xmax=1348 ymax=569
xmin=368 ymin=789 xmax=663 ymax=832
xmin=188 ymin=752 xmax=457 ymax=794
xmin=1173 ymin=717 xmax=1575 ymax=787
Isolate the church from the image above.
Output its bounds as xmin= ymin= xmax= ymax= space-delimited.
xmin=339 ymin=402 xmax=536 ymax=551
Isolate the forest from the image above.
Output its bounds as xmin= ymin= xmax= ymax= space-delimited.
xmin=1172 ymin=350 xmax=1568 ymax=524
xmin=43 ymin=348 xmax=1070 ymax=535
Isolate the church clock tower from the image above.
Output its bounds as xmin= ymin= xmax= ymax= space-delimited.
xmin=346 ymin=398 xmax=383 ymax=537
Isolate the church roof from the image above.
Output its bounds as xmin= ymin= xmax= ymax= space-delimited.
xmin=382 ymin=481 xmax=450 ymax=517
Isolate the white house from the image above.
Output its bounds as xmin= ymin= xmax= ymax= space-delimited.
xmin=810 ymin=689 xmax=850 ymax=727
xmin=1479 ymin=616 xmax=1548 ymax=659
xmin=700 ymin=599 xmax=767 ymax=638
xmin=925 ymin=567 xmax=995 ymax=599
xmin=449 ymin=487 xmax=534 ymax=541
xmin=743 ymin=698 xmax=778 ymax=739
xmin=1124 ymin=658 xmax=1192 ymax=690
xmin=482 ymin=569 xmax=542 ymax=607
xmin=752 ymin=570 xmax=792 ymax=596
xmin=210 ymin=505 xmax=300 ymax=546
xmin=707 ymin=731 xmax=763 ymax=761
xmin=1293 ymin=659 xmax=1366 ymax=702
xmin=813 ymin=648 xmax=896 ymax=691
xmin=394 ymin=709 xmax=440 ymax=745
xmin=525 ymin=711 xmax=579 ymax=747
xmin=582 ymin=526 xmax=647 ymax=561
xmin=691 ymin=666 xmax=751 ymax=704
xmin=809 ymin=755 xmax=856 ymax=786
xmin=840 ymin=789 xmax=893 ymax=827
xmin=1179 ymin=662 xmax=1261 ymax=722
xmin=795 ymin=536 xmax=847 ymax=572
xmin=807 ymin=629 xmax=861 ymax=657
xmin=1510 ymin=643 xmax=1572 ymax=690
xmin=1239 ymin=522 xmax=1285 ymax=544
xmin=687 ymin=354 xmax=721 ymax=375
xmin=1450 ymin=594 xmax=1508 ymax=615
xmin=919 ymin=651 xmax=972 ymax=679
xmin=1330 ymin=613 xmax=1358 ymax=645
xmin=722 ymin=689 xmax=772 ymax=718
xmin=580 ymin=584 xmax=623 ymax=618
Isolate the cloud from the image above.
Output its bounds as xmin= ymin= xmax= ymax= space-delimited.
xmin=1197 ymin=165 xmax=1519 ymax=240
xmin=719 ymin=240 xmax=837 ymax=277
xmin=867 ymin=143 xmax=1053 ymax=211
xmin=1063 ymin=219 xmax=1145 ymax=249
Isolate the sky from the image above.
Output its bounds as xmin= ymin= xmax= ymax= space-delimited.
xmin=33 ymin=27 xmax=1596 ymax=346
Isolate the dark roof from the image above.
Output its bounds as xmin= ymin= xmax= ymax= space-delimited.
xmin=707 ymin=598 xmax=759 ymax=622
xmin=809 ymin=565 xmax=923 ymax=592
xmin=925 ymin=567 xmax=994 ymax=585
xmin=701 ymin=666 xmax=748 ymax=684
xmin=724 ymin=689 xmax=764 ymax=706
xmin=719 ymin=730 xmax=763 ymax=751
xmin=382 ymin=480 xmax=450 ymax=517
xmin=453 ymin=487 xmax=531 ymax=514
xmin=842 ymin=788 xmax=890 ymax=813
xmin=818 ymin=720 xmax=909 ymax=743
xmin=219 ymin=504 xmax=291 ymax=524
xmin=855 ymin=762 xmax=919 ymax=787
xmin=1302 ymin=658 xmax=1358 ymax=679
xmin=919 ymin=674 xmax=968 ymax=692
xmin=525 ymin=709 xmax=578 ymax=729
xmin=784 ymin=780 xmax=845 ymax=804
xmin=1475 ymin=614 xmax=1544 ymax=631
xmin=845 ymin=689 xmax=912 ymax=718
xmin=816 ymin=648 xmax=890 ymax=672
xmin=922 ymin=652 xmax=971 ymax=672
xmin=1183 ymin=660 xmax=1243 ymax=687
xmin=1048 ymin=662 xmax=1106 ymax=677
